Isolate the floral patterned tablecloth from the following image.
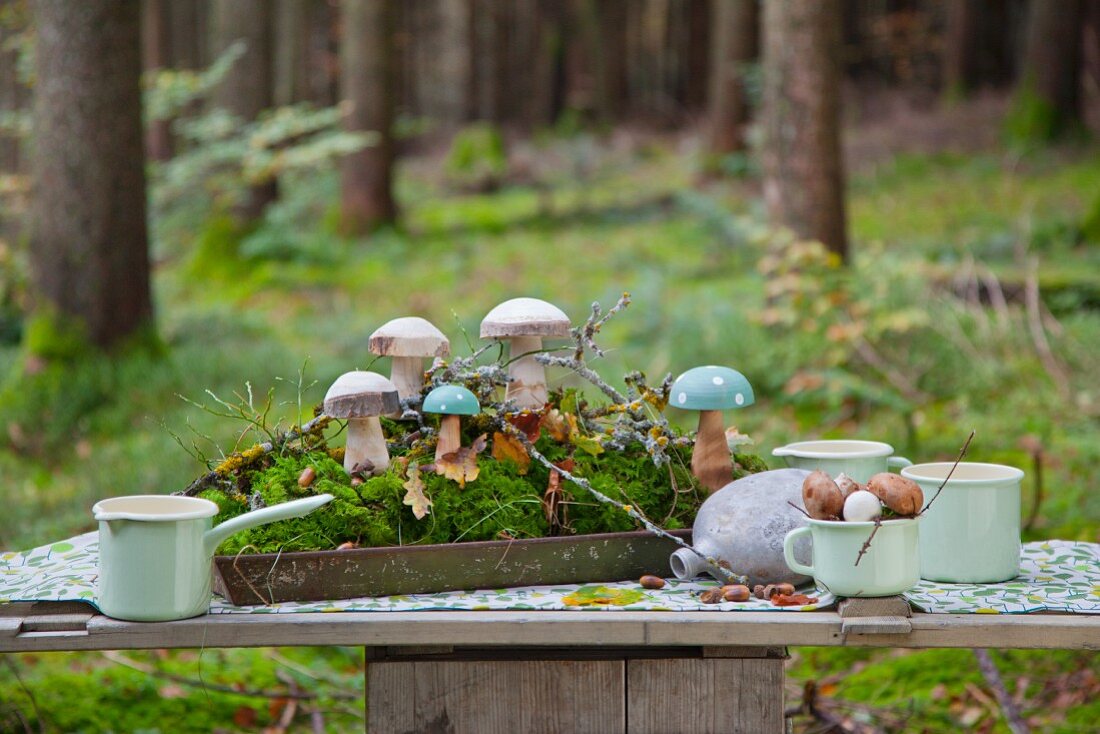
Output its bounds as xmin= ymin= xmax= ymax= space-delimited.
xmin=2 ymin=532 xmax=1097 ymax=615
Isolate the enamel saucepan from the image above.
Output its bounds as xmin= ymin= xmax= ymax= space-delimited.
xmin=93 ymin=493 xmax=333 ymax=621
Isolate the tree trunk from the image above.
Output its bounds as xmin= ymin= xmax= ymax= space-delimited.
xmin=142 ymin=0 xmax=174 ymax=161
xmin=274 ymin=0 xmax=311 ymax=107
xmin=29 ymin=0 xmax=153 ymax=351
xmin=761 ymin=0 xmax=848 ymax=261
xmin=943 ymin=0 xmax=981 ymax=98
xmin=1014 ymin=0 xmax=1083 ymax=140
xmin=708 ymin=0 xmax=757 ymax=155
xmin=684 ymin=0 xmax=711 ymax=110
xmin=340 ymin=0 xmax=398 ymax=234
xmin=170 ymin=0 xmax=203 ymax=70
xmin=210 ymin=0 xmax=277 ymax=223
xmin=0 ymin=0 xmax=25 ymax=174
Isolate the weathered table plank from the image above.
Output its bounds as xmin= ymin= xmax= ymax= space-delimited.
xmin=1 ymin=606 xmax=1096 ymax=653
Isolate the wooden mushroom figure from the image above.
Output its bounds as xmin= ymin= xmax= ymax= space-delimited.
xmin=480 ymin=297 xmax=570 ymax=409
xmin=421 ymin=384 xmax=481 ymax=462
xmin=368 ymin=317 xmax=450 ymax=408
xmin=671 ymin=365 xmax=755 ymax=494
xmin=323 ymin=371 xmax=400 ymax=475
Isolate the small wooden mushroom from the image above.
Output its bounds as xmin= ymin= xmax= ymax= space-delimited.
xmin=670 ymin=365 xmax=755 ymax=493
xmin=323 ymin=371 xmax=399 ymax=475
xmin=421 ymin=384 xmax=481 ymax=462
xmin=480 ymin=297 xmax=571 ymax=409
xmin=369 ymin=317 xmax=450 ymax=409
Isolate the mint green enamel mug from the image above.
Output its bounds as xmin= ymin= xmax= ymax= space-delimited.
xmin=901 ymin=462 xmax=1024 ymax=583
xmin=772 ymin=440 xmax=911 ymax=483
xmin=783 ymin=518 xmax=920 ymax=597
xmin=94 ymin=493 xmax=333 ymax=621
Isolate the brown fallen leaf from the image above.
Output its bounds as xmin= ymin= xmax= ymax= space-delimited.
xmin=770 ymin=593 xmax=819 ymax=607
xmin=509 ymin=411 xmax=543 ymax=442
xmin=435 ymin=434 xmax=487 ymax=488
xmin=492 ymin=431 xmax=531 ymax=473
xmin=402 ymin=462 xmax=432 ymax=519
xmin=541 ymin=409 xmax=577 ymax=443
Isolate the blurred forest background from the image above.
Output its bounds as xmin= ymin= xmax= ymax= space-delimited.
xmin=1 ymin=0 xmax=1099 ymax=732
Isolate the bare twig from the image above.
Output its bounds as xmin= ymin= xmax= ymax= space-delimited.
xmin=854 ymin=517 xmax=883 ymax=567
xmin=101 ymin=652 xmax=358 ymax=701
xmin=1 ymin=657 xmax=45 ymax=734
xmin=787 ymin=500 xmax=810 ymax=518
xmin=974 ymin=649 xmax=1031 ymax=734
xmin=921 ymin=430 xmax=976 ymax=514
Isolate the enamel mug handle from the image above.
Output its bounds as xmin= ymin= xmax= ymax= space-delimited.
xmin=783 ymin=527 xmax=814 ymax=577
xmin=203 ymin=494 xmax=334 ymax=554
xmin=888 ymin=456 xmax=912 ymax=471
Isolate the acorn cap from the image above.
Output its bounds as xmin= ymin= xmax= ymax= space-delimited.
xmin=422 ymin=385 xmax=480 ymax=416
xmin=480 ymin=297 xmax=571 ymax=339
xmin=369 ymin=317 xmax=450 ymax=358
xmin=323 ymin=371 xmax=400 ymax=418
xmin=670 ymin=366 xmax=755 ymax=411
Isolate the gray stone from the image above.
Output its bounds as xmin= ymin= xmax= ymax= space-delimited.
xmin=670 ymin=468 xmax=812 ymax=586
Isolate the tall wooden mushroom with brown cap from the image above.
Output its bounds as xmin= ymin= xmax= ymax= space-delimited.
xmin=480 ymin=297 xmax=571 ymax=409
xmin=670 ymin=365 xmax=755 ymax=494
xmin=324 ymin=371 xmax=400 ymax=475
xmin=368 ymin=317 xmax=450 ymax=405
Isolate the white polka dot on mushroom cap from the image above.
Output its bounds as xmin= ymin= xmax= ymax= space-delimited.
xmin=712 ymin=376 xmax=724 ymax=385
xmin=677 ymin=392 xmax=687 ymax=405
xmin=455 ymin=393 xmax=464 ymax=399
xmin=440 ymin=404 xmax=447 ymax=410
xmin=735 ymin=393 xmax=744 ymax=405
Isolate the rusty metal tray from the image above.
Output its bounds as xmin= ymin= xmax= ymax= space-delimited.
xmin=212 ymin=529 xmax=692 ymax=605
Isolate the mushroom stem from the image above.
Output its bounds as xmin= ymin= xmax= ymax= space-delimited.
xmin=691 ymin=410 xmax=733 ymax=493
xmin=506 ymin=335 xmax=548 ymax=409
xmin=345 ymin=417 xmax=390 ymax=475
xmin=435 ymin=414 xmax=462 ymax=462
xmin=389 ymin=357 xmax=424 ymax=414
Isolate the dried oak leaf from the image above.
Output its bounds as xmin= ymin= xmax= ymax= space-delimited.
xmin=435 ymin=433 xmax=487 ymax=488
xmin=491 ymin=431 xmax=531 ymax=473
xmin=509 ymin=411 xmax=543 ymax=442
xmin=770 ymin=593 xmax=818 ymax=607
xmin=402 ymin=462 xmax=432 ymax=519
xmin=541 ymin=409 xmax=575 ymax=443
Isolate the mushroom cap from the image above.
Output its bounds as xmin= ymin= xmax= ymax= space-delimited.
xmin=369 ymin=317 xmax=450 ymax=358
xmin=323 ymin=371 xmax=400 ymax=418
xmin=480 ymin=297 xmax=571 ymax=339
xmin=670 ymin=365 xmax=755 ymax=411
xmin=422 ymin=385 xmax=481 ymax=416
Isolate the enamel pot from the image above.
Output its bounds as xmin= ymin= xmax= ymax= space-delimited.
xmin=93 ymin=493 xmax=333 ymax=621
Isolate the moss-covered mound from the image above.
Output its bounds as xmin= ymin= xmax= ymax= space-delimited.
xmin=200 ymin=438 xmax=766 ymax=555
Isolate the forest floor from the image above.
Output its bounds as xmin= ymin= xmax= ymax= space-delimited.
xmin=2 ymin=97 xmax=1100 ymax=731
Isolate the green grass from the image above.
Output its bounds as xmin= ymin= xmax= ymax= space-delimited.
xmin=2 ymin=134 xmax=1099 ymax=731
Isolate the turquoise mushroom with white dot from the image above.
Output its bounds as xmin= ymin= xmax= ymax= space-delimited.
xmin=422 ymin=384 xmax=481 ymax=461
xmin=670 ymin=366 xmax=755 ymax=494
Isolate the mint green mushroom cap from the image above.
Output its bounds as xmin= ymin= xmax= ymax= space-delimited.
xmin=670 ymin=366 xmax=754 ymax=411
xmin=422 ymin=385 xmax=480 ymax=416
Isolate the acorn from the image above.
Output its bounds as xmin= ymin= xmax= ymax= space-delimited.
xmin=699 ymin=588 xmax=724 ymax=604
xmin=723 ymin=585 xmax=751 ymax=602
xmin=640 ymin=575 xmax=666 ymax=590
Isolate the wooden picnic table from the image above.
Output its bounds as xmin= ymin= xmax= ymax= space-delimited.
xmin=3 ymin=597 xmax=1097 ymax=733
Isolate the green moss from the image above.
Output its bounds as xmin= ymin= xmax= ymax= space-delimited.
xmin=204 ymin=438 xmax=719 ymax=554
xmin=23 ymin=305 xmax=91 ymax=360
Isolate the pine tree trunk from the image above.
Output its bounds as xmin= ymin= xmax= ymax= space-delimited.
xmin=340 ymin=0 xmax=397 ymax=234
xmin=598 ymin=0 xmax=628 ymax=119
xmin=170 ymin=0 xmax=203 ymax=70
xmin=210 ymin=0 xmax=277 ymax=223
xmin=708 ymin=0 xmax=757 ymax=155
xmin=0 ymin=0 xmax=24 ymax=174
xmin=29 ymin=0 xmax=153 ymax=350
xmin=142 ymin=0 xmax=174 ymax=161
xmin=274 ymin=0 xmax=311 ymax=107
xmin=684 ymin=0 xmax=711 ymax=110
xmin=761 ymin=0 xmax=848 ymax=261
xmin=1014 ymin=0 xmax=1083 ymax=140
xmin=943 ymin=0 xmax=981 ymax=98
